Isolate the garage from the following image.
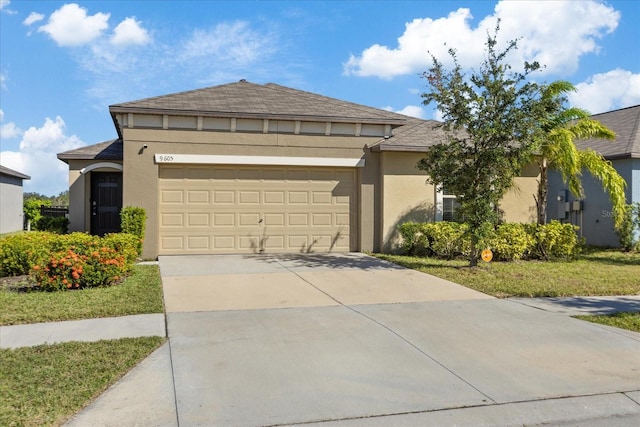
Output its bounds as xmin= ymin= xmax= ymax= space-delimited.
xmin=158 ymin=164 xmax=357 ymax=254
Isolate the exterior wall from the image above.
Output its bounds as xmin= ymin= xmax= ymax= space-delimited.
xmin=121 ymin=128 xmax=381 ymax=259
xmin=380 ymin=152 xmax=434 ymax=252
xmin=0 ymin=175 xmax=25 ymax=234
xmin=66 ymin=160 xmax=123 ymax=233
xmin=547 ymin=158 xmax=638 ymax=247
xmin=500 ymin=162 xmax=539 ymax=223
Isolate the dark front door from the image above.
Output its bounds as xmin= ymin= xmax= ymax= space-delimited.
xmin=91 ymin=172 xmax=122 ymax=235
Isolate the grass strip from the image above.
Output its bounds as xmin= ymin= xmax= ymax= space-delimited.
xmin=0 ymin=265 xmax=164 ymax=326
xmin=375 ymin=250 xmax=640 ymax=298
xmin=574 ymin=312 xmax=640 ymax=333
xmin=0 ymin=337 xmax=165 ymax=427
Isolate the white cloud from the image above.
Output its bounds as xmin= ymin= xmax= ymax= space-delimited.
xmin=384 ymin=105 xmax=425 ymax=119
xmin=344 ymin=0 xmax=619 ymax=79
xmin=110 ymin=17 xmax=150 ymax=46
xmin=23 ymin=11 xmax=44 ymax=26
xmin=0 ymin=108 xmax=21 ymax=139
xmin=0 ymin=116 xmax=84 ymax=195
xmin=0 ymin=0 xmax=16 ymax=14
xmin=0 ymin=0 xmax=9 ymax=10
xmin=0 ymin=70 xmax=6 ymax=90
xmin=38 ymin=3 xmax=110 ymax=47
xmin=182 ymin=21 xmax=276 ymax=67
xmin=569 ymin=69 xmax=640 ymax=114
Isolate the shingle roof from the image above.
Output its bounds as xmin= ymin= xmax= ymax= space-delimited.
xmin=370 ymin=118 xmax=452 ymax=152
xmin=0 ymin=165 xmax=30 ymax=180
xmin=109 ymin=80 xmax=408 ymax=125
xmin=57 ymin=139 xmax=123 ymax=162
xmin=575 ymin=105 xmax=640 ymax=159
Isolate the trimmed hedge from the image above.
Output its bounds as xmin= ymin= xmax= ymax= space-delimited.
xmin=398 ymin=220 xmax=579 ymax=261
xmin=0 ymin=232 xmax=139 ymax=291
xmin=120 ymin=207 xmax=146 ymax=256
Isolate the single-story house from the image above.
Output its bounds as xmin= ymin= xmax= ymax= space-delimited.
xmin=58 ymin=80 xmax=538 ymax=259
xmin=547 ymin=104 xmax=640 ymax=247
xmin=0 ymin=165 xmax=30 ymax=234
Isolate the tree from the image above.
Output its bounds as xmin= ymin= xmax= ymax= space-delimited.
xmin=418 ymin=25 xmax=546 ymax=266
xmin=534 ymin=81 xmax=626 ymax=229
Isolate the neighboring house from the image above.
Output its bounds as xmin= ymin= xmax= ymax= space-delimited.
xmin=0 ymin=165 xmax=30 ymax=234
xmin=547 ymin=105 xmax=640 ymax=247
xmin=58 ymin=80 xmax=538 ymax=258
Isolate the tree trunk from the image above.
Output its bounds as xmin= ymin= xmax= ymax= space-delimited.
xmin=537 ymin=165 xmax=548 ymax=225
xmin=469 ymin=238 xmax=478 ymax=267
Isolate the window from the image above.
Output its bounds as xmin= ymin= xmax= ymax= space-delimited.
xmin=435 ymin=186 xmax=460 ymax=222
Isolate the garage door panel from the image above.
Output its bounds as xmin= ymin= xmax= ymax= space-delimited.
xmin=159 ymin=165 xmax=356 ymax=254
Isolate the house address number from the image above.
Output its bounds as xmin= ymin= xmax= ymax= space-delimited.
xmin=156 ymin=155 xmax=174 ymax=162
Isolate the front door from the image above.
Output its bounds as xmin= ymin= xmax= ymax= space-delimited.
xmin=91 ymin=172 xmax=122 ymax=235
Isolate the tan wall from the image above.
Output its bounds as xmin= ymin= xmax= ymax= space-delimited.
xmin=500 ymin=162 xmax=539 ymax=223
xmin=121 ymin=128 xmax=383 ymax=258
xmin=380 ymin=152 xmax=434 ymax=252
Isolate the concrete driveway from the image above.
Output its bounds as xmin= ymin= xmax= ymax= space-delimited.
xmin=155 ymin=253 xmax=640 ymax=426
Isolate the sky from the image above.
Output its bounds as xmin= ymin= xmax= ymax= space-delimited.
xmin=1 ymin=0 xmax=639 ymax=196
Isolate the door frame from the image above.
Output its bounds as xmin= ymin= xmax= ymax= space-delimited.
xmin=90 ymin=171 xmax=123 ymax=235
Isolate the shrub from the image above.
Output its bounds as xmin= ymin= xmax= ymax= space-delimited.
xmin=31 ymin=250 xmax=85 ymax=291
xmin=81 ymin=247 xmax=128 ymax=288
xmin=429 ymin=222 xmax=469 ymax=259
xmin=0 ymin=232 xmax=52 ymax=276
xmin=102 ymin=233 xmax=139 ymax=266
xmin=121 ymin=207 xmax=146 ymax=255
xmin=398 ymin=222 xmax=431 ymax=256
xmin=488 ymin=223 xmax=534 ymax=261
xmin=618 ymin=203 xmax=640 ymax=252
xmin=526 ymin=221 xmax=580 ymax=260
xmin=398 ymin=222 xmax=469 ymax=259
xmin=23 ymin=198 xmax=50 ymax=228
xmin=34 ymin=216 xmax=69 ymax=234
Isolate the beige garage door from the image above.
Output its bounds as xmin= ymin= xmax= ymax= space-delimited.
xmin=158 ymin=165 xmax=357 ymax=254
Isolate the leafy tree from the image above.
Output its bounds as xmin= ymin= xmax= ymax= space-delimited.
xmin=23 ymin=198 xmax=51 ymax=226
xmin=418 ymin=25 xmax=546 ymax=266
xmin=534 ymin=81 xmax=625 ymax=228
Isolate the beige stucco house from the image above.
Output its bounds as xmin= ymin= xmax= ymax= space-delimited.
xmin=58 ymin=80 xmax=538 ymax=259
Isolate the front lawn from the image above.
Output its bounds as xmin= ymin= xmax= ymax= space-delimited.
xmin=575 ymin=312 xmax=640 ymax=333
xmin=0 ymin=264 xmax=164 ymax=326
xmin=0 ymin=337 xmax=165 ymax=427
xmin=375 ymin=249 xmax=640 ymax=298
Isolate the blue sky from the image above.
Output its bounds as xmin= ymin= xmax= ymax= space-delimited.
xmin=1 ymin=0 xmax=639 ymax=196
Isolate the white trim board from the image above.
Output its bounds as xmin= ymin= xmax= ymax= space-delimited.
xmin=154 ymin=154 xmax=365 ymax=168
xmin=80 ymin=162 xmax=123 ymax=175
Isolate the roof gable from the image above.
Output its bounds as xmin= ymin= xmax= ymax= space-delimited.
xmin=57 ymin=139 xmax=123 ymax=162
xmin=109 ymin=80 xmax=408 ymax=125
xmin=575 ymin=105 xmax=640 ymax=159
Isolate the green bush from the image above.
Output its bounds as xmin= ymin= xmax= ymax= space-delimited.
xmin=102 ymin=233 xmax=139 ymax=267
xmin=1 ymin=231 xmax=136 ymax=289
xmin=618 ymin=203 xmax=640 ymax=252
xmin=23 ymin=199 xmax=50 ymax=227
xmin=429 ymin=222 xmax=469 ymax=259
xmin=34 ymin=216 xmax=69 ymax=234
xmin=121 ymin=207 xmax=146 ymax=256
xmin=398 ymin=222 xmax=469 ymax=258
xmin=0 ymin=232 xmax=52 ymax=276
xmin=526 ymin=221 xmax=580 ymax=260
xmin=488 ymin=223 xmax=534 ymax=261
xmin=398 ymin=222 xmax=431 ymax=256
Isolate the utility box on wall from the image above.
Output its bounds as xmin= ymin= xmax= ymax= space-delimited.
xmin=557 ymin=190 xmax=568 ymax=219
xmin=571 ymin=200 xmax=583 ymax=212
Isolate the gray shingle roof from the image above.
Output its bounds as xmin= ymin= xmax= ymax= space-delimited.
xmin=109 ymin=80 xmax=408 ymax=125
xmin=370 ymin=118 xmax=452 ymax=152
xmin=0 ymin=165 xmax=30 ymax=180
xmin=575 ymin=105 xmax=640 ymax=159
xmin=57 ymin=139 xmax=123 ymax=162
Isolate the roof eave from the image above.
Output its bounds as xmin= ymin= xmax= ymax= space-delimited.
xmin=108 ymin=106 xmax=407 ymax=127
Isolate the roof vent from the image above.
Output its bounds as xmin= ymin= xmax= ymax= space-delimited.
xmin=239 ymin=79 xmax=247 ymax=82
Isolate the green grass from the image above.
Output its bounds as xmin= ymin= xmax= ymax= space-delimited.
xmin=0 ymin=337 xmax=165 ymax=427
xmin=0 ymin=265 xmax=164 ymax=326
xmin=575 ymin=312 xmax=640 ymax=333
xmin=375 ymin=249 xmax=640 ymax=298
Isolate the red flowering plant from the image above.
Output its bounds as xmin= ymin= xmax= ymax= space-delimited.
xmin=31 ymin=250 xmax=86 ymax=291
